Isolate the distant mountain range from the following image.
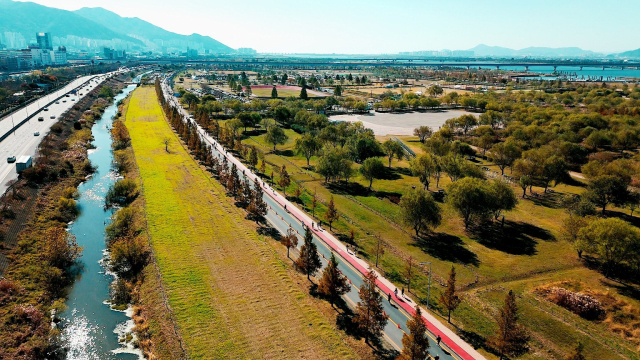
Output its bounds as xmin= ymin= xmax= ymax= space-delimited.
xmin=0 ymin=0 xmax=234 ymax=54
xmin=617 ymin=48 xmax=640 ymax=58
xmin=74 ymin=7 xmax=233 ymax=54
xmin=467 ymin=44 xmax=603 ymax=58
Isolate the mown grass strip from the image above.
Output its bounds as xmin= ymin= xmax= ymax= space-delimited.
xmin=125 ymin=87 xmax=355 ymax=359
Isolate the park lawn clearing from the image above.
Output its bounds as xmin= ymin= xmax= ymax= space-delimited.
xmin=125 ymin=87 xmax=355 ymax=359
xmin=237 ymin=128 xmax=640 ymax=359
xmin=250 ymin=85 xmax=326 ymax=98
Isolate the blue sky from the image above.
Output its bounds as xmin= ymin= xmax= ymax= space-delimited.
xmin=18 ymin=0 xmax=640 ymax=53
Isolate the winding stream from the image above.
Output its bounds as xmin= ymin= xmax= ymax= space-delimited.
xmin=60 ymin=80 xmax=140 ymax=360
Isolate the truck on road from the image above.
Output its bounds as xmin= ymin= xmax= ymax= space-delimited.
xmin=16 ymin=156 xmax=32 ymax=173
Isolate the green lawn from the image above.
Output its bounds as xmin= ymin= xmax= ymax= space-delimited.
xmin=232 ymin=127 xmax=640 ymax=360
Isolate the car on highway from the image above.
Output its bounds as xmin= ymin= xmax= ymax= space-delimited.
xmin=71 ymin=99 xmax=75 ymax=101
xmin=34 ymin=132 xmax=40 ymax=136
xmin=63 ymin=100 xmax=66 ymax=103
xmin=43 ymin=108 xmax=49 ymax=111
xmin=55 ymin=101 xmax=60 ymax=104
xmin=7 ymin=156 xmax=16 ymax=163
xmin=50 ymin=115 xmax=55 ymax=119
xmin=38 ymin=117 xmax=44 ymax=121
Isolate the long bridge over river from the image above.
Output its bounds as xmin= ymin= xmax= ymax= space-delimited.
xmin=136 ymin=58 xmax=640 ymax=71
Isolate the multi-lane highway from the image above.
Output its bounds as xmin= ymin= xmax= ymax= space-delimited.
xmin=160 ymin=77 xmax=485 ymax=360
xmin=0 ymin=69 xmax=132 ymax=194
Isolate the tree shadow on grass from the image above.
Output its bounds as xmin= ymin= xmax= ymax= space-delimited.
xmin=257 ymin=224 xmax=281 ymax=241
xmin=379 ymin=167 xmax=402 ymax=181
xmin=604 ymin=209 xmax=640 ymax=228
xmin=326 ymin=181 xmax=370 ymax=197
xmin=469 ymin=220 xmax=554 ymax=256
xmin=528 ymin=191 xmax=565 ymax=209
xmin=392 ymin=166 xmax=412 ymax=177
xmin=458 ymin=329 xmax=503 ymax=357
xmin=410 ymin=232 xmax=480 ymax=266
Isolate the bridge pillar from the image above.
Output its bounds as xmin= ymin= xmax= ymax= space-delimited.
xmin=496 ymin=65 xmax=500 ymax=70
xmin=466 ymin=65 xmax=470 ymax=70
xmin=580 ymin=66 xmax=583 ymax=71
xmin=553 ymin=66 xmax=557 ymax=71
xmin=524 ymin=66 xmax=529 ymax=71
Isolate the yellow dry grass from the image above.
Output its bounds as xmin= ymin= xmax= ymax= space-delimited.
xmin=124 ymin=86 xmax=356 ymax=359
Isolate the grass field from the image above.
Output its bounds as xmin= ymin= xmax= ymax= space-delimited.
xmin=236 ymin=127 xmax=640 ymax=360
xmin=124 ymin=87 xmax=356 ymax=359
xmin=249 ymin=86 xmax=326 ymax=98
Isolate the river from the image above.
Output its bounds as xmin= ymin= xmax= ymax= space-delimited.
xmin=59 ymin=81 xmax=140 ymax=360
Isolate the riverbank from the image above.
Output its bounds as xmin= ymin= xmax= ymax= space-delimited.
xmin=0 ymin=74 xmax=129 ymax=358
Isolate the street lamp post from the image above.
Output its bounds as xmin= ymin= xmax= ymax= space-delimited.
xmin=420 ymin=262 xmax=432 ymax=309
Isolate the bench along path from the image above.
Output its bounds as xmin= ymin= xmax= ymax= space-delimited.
xmin=161 ymin=79 xmax=485 ymax=360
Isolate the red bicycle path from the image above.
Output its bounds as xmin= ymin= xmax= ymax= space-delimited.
xmin=163 ymin=82 xmax=482 ymax=360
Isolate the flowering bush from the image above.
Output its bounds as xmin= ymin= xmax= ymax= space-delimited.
xmin=539 ymin=286 xmax=605 ymax=320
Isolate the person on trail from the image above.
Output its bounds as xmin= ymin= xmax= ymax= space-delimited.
xmin=401 ymin=288 xmax=405 ymax=296
xmin=394 ymin=288 xmax=398 ymax=296
xmin=284 ymin=204 xmax=287 ymax=211
xmin=388 ymin=293 xmax=392 ymax=303
xmin=436 ymin=335 xmax=441 ymax=345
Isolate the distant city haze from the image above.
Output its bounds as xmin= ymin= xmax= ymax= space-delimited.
xmin=13 ymin=0 xmax=640 ymax=54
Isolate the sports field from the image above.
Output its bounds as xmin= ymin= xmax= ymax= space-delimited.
xmin=124 ymin=87 xmax=355 ymax=359
xmin=249 ymin=85 xmax=327 ymax=98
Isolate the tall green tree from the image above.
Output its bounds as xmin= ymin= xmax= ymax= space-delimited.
xmin=359 ymin=157 xmax=385 ymax=190
xmin=271 ymin=85 xmax=278 ymax=98
xmin=585 ymin=175 xmax=629 ymax=215
xmin=410 ymin=154 xmax=436 ymax=190
xmin=398 ymin=307 xmax=430 ymax=360
xmin=354 ymin=269 xmax=388 ymax=344
xmin=399 ymin=188 xmax=441 ymax=236
xmin=447 ymin=177 xmax=491 ymax=229
xmin=317 ymin=253 xmax=351 ymax=307
xmin=295 ymin=228 xmax=322 ymax=280
xmin=265 ymin=126 xmax=288 ymax=151
xmin=577 ymin=217 xmax=640 ymax=276
xmin=382 ymin=139 xmax=405 ymax=168
xmin=300 ymin=86 xmax=308 ymax=100
xmin=294 ymin=133 xmax=321 ymax=166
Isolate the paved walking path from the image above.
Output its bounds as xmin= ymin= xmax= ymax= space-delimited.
xmin=160 ymin=79 xmax=485 ymax=360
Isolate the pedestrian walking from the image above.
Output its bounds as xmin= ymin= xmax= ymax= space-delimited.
xmin=394 ymin=288 xmax=398 ymax=296
xmin=388 ymin=293 xmax=391 ymax=303
xmin=436 ymin=335 xmax=441 ymax=345
xmin=401 ymin=288 xmax=405 ymax=296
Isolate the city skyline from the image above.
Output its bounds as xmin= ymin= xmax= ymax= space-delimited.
xmin=12 ymin=0 xmax=640 ymax=54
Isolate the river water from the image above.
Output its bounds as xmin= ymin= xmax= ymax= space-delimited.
xmin=60 ymin=82 xmax=140 ymax=360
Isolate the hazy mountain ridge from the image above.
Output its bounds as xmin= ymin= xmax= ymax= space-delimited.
xmin=0 ymin=0 xmax=233 ymax=53
xmin=468 ymin=44 xmax=602 ymax=57
xmin=74 ymin=7 xmax=233 ymax=53
xmin=0 ymin=0 xmax=143 ymax=46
